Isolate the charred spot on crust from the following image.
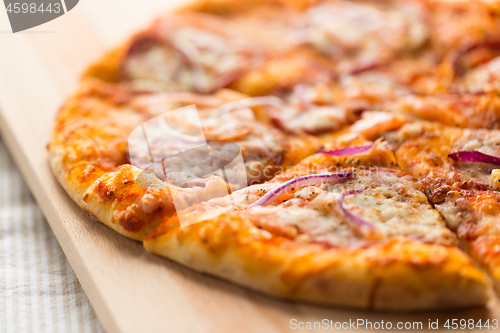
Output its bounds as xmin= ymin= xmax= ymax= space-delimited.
xmin=96 ymin=182 xmax=116 ymax=200
xmin=120 ymin=215 xmax=145 ymax=232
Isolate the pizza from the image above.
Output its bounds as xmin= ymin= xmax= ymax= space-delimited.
xmin=49 ymin=0 xmax=500 ymax=311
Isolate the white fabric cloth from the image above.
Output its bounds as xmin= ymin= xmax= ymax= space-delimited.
xmin=0 ymin=138 xmax=103 ymax=333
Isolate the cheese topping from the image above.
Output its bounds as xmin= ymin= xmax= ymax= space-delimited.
xmin=397 ymin=122 xmax=500 ymax=191
xmin=304 ymin=1 xmax=427 ymax=73
xmin=123 ymin=16 xmax=258 ymax=93
xmin=192 ymin=170 xmax=456 ymax=248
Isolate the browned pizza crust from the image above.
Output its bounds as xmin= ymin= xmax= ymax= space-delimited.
xmin=145 ymin=219 xmax=490 ymax=311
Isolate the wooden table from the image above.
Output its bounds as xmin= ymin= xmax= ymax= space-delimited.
xmin=0 ymin=1 xmax=499 ymax=332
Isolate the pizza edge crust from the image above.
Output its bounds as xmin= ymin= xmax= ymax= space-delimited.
xmin=49 ymin=150 xmax=152 ymax=240
xmin=143 ymin=214 xmax=491 ymax=311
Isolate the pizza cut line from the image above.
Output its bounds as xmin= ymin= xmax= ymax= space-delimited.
xmin=49 ymin=0 xmax=500 ymax=311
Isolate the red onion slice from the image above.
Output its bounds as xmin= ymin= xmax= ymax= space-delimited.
xmin=318 ymin=144 xmax=374 ymax=156
xmin=448 ymin=151 xmax=500 ymax=166
xmin=339 ymin=189 xmax=374 ymax=228
xmin=247 ymin=172 xmax=353 ymax=209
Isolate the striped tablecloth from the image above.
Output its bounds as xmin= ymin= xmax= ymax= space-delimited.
xmin=0 ymin=139 xmax=103 ymax=333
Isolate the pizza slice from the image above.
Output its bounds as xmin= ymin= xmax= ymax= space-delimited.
xmin=431 ymin=188 xmax=500 ymax=291
xmin=144 ymin=137 xmax=490 ymax=310
xmin=395 ymin=121 xmax=500 ymax=290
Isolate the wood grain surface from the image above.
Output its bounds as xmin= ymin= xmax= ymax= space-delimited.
xmin=0 ymin=1 xmax=499 ymax=332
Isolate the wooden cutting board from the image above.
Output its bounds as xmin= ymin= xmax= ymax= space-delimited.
xmin=0 ymin=1 xmax=499 ymax=332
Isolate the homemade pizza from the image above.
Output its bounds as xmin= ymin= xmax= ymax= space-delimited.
xmin=49 ymin=0 xmax=500 ymax=311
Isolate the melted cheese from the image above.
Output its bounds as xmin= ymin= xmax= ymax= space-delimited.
xmin=304 ymin=1 xmax=427 ymax=72
xmin=190 ymin=170 xmax=456 ymax=248
xmin=397 ymin=122 xmax=500 ymax=190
